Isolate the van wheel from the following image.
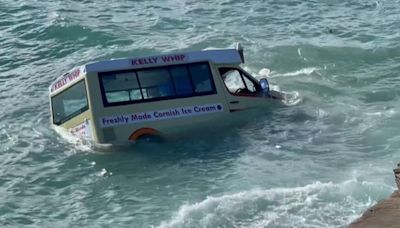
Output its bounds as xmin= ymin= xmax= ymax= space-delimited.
xmin=136 ymin=134 xmax=164 ymax=143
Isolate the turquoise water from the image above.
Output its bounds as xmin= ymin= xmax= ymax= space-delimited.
xmin=1 ymin=1 xmax=400 ymax=227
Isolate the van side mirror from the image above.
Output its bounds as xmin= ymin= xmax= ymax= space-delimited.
xmin=260 ymin=78 xmax=270 ymax=94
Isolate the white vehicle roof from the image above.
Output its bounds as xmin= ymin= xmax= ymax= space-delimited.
xmin=49 ymin=44 xmax=245 ymax=94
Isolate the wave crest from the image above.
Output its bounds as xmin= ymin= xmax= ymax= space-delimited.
xmin=158 ymin=180 xmax=391 ymax=228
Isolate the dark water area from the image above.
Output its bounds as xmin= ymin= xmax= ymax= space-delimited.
xmin=1 ymin=0 xmax=400 ymax=227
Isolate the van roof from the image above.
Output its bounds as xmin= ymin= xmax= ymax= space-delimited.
xmin=49 ymin=44 xmax=245 ymax=94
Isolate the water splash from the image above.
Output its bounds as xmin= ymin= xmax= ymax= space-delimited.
xmin=52 ymin=126 xmax=93 ymax=152
xmin=282 ymin=91 xmax=302 ymax=106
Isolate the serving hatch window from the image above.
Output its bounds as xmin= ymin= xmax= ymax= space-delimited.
xmin=137 ymin=68 xmax=175 ymax=99
xmin=51 ymin=80 xmax=88 ymax=125
xmin=101 ymin=72 xmax=142 ymax=102
xmin=99 ymin=62 xmax=216 ymax=107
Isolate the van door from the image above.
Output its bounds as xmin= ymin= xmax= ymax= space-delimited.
xmin=218 ymin=67 xmax=266 ymax=112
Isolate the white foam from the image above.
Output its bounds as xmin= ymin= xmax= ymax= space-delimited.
xmin=245 ymin=66 xmax=320 ymax=79
xmin=364 ymin=109 xmax=396 ymax=118
xmin=52 ymin=125 xmax=93 ymax=152
xmin=281 ymin=67 xmax=321 ymax=77
xmin=98 ymin=168 xmax=108 ymax=177
xmin=158 ymin=180 xmax=388 ymax=228
xmin=258 ymin=68 xmax=271 ymax=78
xmin=282 ymin=91 xmax=302 ymax=106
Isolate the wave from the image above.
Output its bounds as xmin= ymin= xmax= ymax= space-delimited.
xmin=275 ymin=67 xmax=322 ymax=78
xmin=246 ymin=67 xmax=321 ymax=79
xmin=158 ymin=180 xmax=393 ymax=228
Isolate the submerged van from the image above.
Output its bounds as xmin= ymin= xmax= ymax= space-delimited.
xmin=49 ymin=44 xmax=283 ymax=144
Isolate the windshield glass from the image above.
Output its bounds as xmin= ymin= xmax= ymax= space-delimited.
xmin=51 ymin=80 xmax=88 ymax=125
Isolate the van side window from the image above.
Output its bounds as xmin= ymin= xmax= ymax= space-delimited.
xmin=99 ymin=62 xmax=216 ymax=107
xmin=137 ymin=68 xmax=175 ymax=99
xmin=219 ymin=68 xmax=260 ymax=95
xmin=51 ymin=80 xmax=88 ymax=125
xmin=102 ymin=72 xmax=142 ymax=102
xmin=170 ymin=66 xmax=194 ymax=95
xmin=189 ymin=64 xmax=214 ymax=93
xmin=221 ymin=69 xmax=246 ymax=93
xmin=243 ymin=76 xmax=257 ymax=92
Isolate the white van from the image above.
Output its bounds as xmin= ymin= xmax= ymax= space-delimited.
xmin=49 ymin=44 xmax=283 ymax=144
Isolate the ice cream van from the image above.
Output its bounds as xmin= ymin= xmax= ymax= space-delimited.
xmin=49 ymin=44 xmax=283 ymax=144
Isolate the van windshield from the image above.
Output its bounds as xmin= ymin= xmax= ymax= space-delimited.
xmin=51 ymin=80 xmax=88 ymax=125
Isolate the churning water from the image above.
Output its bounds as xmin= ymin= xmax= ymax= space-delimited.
xmin=1 ymin=0 xmax=400 ymax=227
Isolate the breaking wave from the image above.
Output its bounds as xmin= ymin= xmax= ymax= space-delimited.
xmin=159 ymin=180 xmax=392 ymax=228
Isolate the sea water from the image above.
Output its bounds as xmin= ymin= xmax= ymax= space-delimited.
xmin=1 ymin=0 xmax=400 ymax=227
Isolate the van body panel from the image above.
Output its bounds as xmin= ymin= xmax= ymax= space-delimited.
xmin=49 ymin=45 xmax=283 ymax=145
xmin=94 ymin=91 xmax=228 ymax=143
